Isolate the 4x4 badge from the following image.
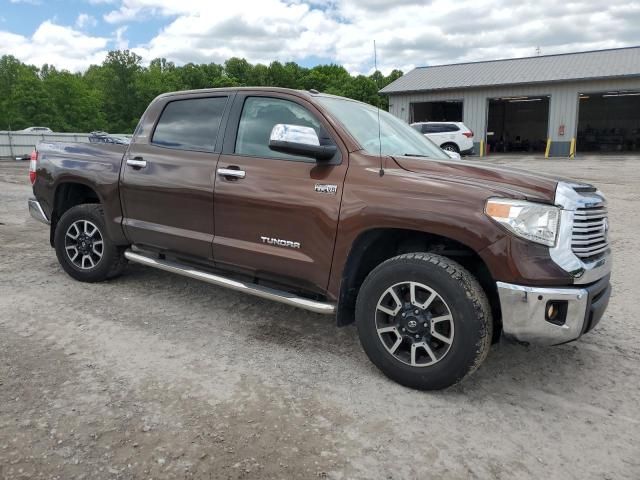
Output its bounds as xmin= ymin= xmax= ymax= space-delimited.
xmin=315 ymin=183 xmax=338 ymax=195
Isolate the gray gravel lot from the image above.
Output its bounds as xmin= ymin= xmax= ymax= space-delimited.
xmin=1 ymin=155 xmax=639 ymax=479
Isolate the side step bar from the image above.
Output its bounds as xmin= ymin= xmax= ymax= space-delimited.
xmin=124 ymin=250 xmax=336 ymax=315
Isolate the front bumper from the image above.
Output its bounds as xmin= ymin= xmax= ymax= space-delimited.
xmin=497 ymin=275 xmax=611 ymax=345
xmin=28 ymin=198 xmax=50 ymax=224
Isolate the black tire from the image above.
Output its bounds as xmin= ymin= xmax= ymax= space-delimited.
xmin=441 ymin=143 xmax=460 ymax=154
xmin=355 ymin=253 xmax=492 ymax=390
xmin=54 ymin=204 xmax=127 ymax=282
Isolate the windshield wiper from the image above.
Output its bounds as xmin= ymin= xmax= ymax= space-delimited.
xmin=402 ymin=153 xmax=429 ymax=158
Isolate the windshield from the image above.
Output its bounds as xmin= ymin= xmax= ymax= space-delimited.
xmin=316 ymin=96 xmax=449 ymax=159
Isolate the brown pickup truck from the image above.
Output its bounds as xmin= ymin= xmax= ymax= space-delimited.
xmin=28 ymin=87 xmax=612 ymax=390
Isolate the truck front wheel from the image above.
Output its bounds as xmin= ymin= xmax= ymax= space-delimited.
xmin=54 ymin=204 xmax=126 ymax=282
xmin=355 ymin=252 xmax=492 ymax=390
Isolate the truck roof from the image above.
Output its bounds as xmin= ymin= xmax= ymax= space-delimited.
xmin=154 ymin=86 xmax=368 ymax=106
xmin=157 ymin=86 xmax=318 ymax=100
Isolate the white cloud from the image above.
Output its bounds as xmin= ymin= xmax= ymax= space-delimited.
xmin=75 ymin=13 xmax=98 ymax=29
xmin=104 ymin=6 xmax=141 ymax=23
xmin=102 ymin=0 xmax=640 ymax=74
xmin=114 ymin=26 xmax=129 ymax=49
xmin=2 ymin=0 xmax=640 ymax=73
xmin=0 ymin=21 xmax=108 ymax=71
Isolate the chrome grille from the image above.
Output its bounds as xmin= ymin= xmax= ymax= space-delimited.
xmin=571 ymin=207 xmax=609 ymax=260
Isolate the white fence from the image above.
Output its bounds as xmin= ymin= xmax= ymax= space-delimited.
xmin=0 ymin=132 xmax=93 ymax=159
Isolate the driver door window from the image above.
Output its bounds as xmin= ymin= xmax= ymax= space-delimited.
xmin=235 ymin=97 xmax=322 ymax=161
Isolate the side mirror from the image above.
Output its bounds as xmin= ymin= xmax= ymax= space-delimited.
xmin=269 ymin=124 xmax=337 ymax=161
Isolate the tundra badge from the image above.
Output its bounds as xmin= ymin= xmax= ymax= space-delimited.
xmin=260 ymin=236 xmax=301 ymax=249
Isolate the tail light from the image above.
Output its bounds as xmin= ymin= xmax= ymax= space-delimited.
xmin=29 ymin=150 xmax=38 ymax=185
xmin=463 ymin=131 xmax=474 ymax=138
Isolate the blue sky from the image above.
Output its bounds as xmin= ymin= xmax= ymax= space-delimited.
xmin=1 ymin=0 xmax=639 ymax=73
xmin=1 ymin=0 xmax=166 ymax=46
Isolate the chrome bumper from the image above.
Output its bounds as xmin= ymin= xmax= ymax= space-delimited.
xmin=497 ymin=276 xmax=611 ymax=345
xmin=28 ymin=198 xmax=50 ymax=224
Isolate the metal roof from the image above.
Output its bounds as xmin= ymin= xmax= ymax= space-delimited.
xmin=380 ymin=46 xmax=640 ymax=94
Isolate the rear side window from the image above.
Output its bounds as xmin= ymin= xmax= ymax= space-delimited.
xmin=152 ymin=97 xmax=227 ymax=152
xmin=424 ymin=124 xmax=459 ymax=133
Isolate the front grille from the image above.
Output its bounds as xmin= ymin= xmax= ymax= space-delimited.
xmin=571 ymin=206 xmax=609 ymax=260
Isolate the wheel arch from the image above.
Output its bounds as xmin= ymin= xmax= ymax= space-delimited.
xmin=440 ymin=142 xmax=459 ymax=152
xmin=50 ymin=181 xmax=102 ymax=247
xmin=335 ymin=227 xmax=501 ymax=340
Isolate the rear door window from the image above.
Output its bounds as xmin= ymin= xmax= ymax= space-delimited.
xmin=152 ymin=97 xmax=227 ymax=152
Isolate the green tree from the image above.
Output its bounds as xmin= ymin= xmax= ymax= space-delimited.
xmin=42 ymin=67 xmax=105 ymax=131
xmin=0 ymin=51 xmax=404 ymax=133
xmin=97 ymin=50 xmax=144 ymax=132
xmin=224 ymin=57 xmax=253 ymax=85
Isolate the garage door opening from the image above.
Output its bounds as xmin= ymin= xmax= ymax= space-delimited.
xmin=486 ymin=96 xmax=549 ymax=154
xmin=410 ymin=101 xmax=463 ymax=123
xmin=577 ymin=91 xmax=640 ymax=153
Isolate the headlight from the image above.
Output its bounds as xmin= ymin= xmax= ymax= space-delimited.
xmin=485 ymin=198 xmax=560 ymax=247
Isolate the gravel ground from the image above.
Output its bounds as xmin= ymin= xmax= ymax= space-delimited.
xmin=1 ymin=156 xmax=638 ymax=480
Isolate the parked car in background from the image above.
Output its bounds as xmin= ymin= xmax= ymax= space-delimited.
xmin=17 ymin=127 xmax=53 ymax=133
xmin=411 ymin=122 xmax=474 ymax=155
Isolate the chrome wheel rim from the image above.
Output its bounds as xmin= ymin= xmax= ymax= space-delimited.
xmin=375 ymin=281 xmax=454 ymax=367
xmin=442 ymin=145 xmax=457 ymax=152
xmin=64 ymin=220 xmax=104 ymax=270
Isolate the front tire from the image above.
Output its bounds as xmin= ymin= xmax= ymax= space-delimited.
xmin=355 ymin=253 xmax=492 ymax=390
xmin=54 ymin=204 xmax=126 ymax=282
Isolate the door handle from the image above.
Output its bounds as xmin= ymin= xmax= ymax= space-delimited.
xmin=217 ymin=167 xmax=246 ymax=179
xmin=127 ymin=157 xmax=147 ymax=169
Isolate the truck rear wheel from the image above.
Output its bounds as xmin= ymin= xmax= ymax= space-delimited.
xmin=54 ymin=204 xmax=126 ymax=282
xmin=355 ymin=252 xmax=492 ymax=390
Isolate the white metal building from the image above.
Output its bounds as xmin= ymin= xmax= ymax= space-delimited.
xmin=381 ymin=47 xmax=640 ymax=157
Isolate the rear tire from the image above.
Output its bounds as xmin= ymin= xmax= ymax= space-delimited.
xmin=441 ymin=143 xmax=460 ymax=154
xmin=355 ymin=253 xmax=492 ymax=390
xmin=54 ymin=204 xmax=126 ymax=282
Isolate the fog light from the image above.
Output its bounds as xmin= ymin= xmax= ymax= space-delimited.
xmin=545 ymin=300 xmax=568 ymax=326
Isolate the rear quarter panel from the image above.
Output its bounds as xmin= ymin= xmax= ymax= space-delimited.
xmin=34 ymin=142 xmax=128 ymax=244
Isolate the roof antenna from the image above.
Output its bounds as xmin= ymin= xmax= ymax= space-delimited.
xmin=374 ymin=40 xmax=384 ymax=177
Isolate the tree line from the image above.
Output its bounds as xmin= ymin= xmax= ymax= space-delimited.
xmin=0 ymin=50 xmax=402 ymax=134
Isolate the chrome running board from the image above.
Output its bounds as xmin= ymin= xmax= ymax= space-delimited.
xmin=124 ymin=250 xmax=336 ymax=315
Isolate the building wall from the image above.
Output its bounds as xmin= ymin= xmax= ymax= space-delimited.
xmin=387 ymin=77 xmax=640 ymax=156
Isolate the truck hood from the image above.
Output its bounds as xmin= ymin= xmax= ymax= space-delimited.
xmin=392 ymin=156 xmax=572 ymax=203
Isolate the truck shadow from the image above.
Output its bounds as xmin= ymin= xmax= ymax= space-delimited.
xmin=122 ymin=264 xmax=608 ymax=398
